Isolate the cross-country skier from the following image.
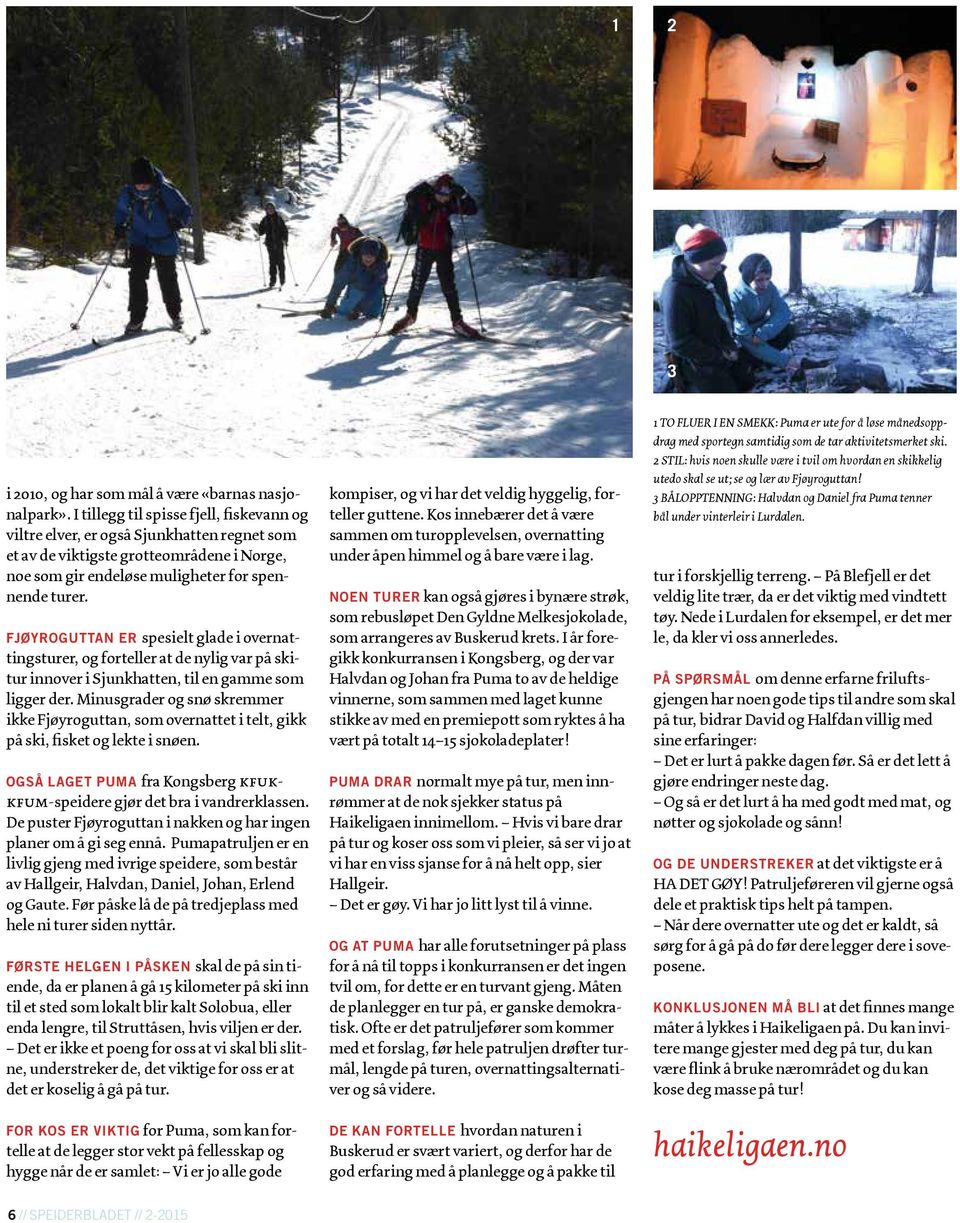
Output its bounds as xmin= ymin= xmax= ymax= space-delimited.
xmin=113 ymin=156 xmax=192 ymax=334
xmin=330 ymin=214 xmax=363 ymax=272
xmin=319 ymin=237 xmax=389 ymax=320
xmin=258 ymin=200 xmax=288 ymax=288
xmin=389 ymin=174 xmax=480 ymax=337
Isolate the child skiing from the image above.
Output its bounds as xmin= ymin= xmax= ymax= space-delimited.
xmin=330 ymin=214 xmax=363 ymax=272
xmin=258 ymin=200 xmax=288 ymax=288
xmin=389 ymin=174 xmax=480 ymax=337
xmin=320 ymin=237 xmax=389 ymax=320
xmin=113 ymin=156 xmax=192 ymax=333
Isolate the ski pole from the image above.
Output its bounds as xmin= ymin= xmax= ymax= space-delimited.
xmin=285 ymin=245 xmax=298 ymax=287
xmin=253 ymin=228 xmax=266 ymax=287
xmin=456 ymin=198 xmax=484 ymax=333
xmin=297 ymin=245 xmax=335 ymax=302
xmin=70 ymin=242 xmax=120 ymax=331
xmin=354 ymin=246 xmax=410 ymax=360
xmin=178 ymin=247 xmax=211 ymax=335
xmin=379 ymin=245 xmax=409 ymax=325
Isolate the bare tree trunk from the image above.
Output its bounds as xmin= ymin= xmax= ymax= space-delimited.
xmin=913 ymin=210 xmax=939 ymax=293
xmin=336 ymin=54 xmax=342 ymax=164
xmin=788 ymin=211 xmax=802 ymax=296
xmin=176 ymin=7 xmax=204 ymax=263
xmin=936 ymin=209 xmax=955 ymax=256
xmin=375 ymin=9 xmax=382 ymax=100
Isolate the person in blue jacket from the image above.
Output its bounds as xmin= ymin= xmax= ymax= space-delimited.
xmin=113 ymin=157 xmax=192 ymax=333
xmin=319 ymin=236 xmax=389 ymax=320
xmin=729 ymin=253 xmax=799 ymax=373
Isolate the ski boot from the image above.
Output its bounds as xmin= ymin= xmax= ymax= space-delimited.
xmin=347 ymin=308 xmax=363 ymax=321
xmin=389 ymin=311 xmax=417 ymax=336
xmin=452 ymin=318 xmax=481 ymax=339
xmin=124 ymin=320 xmax=143 ymax=335
xmin=169 ymin=315 xmax=184 ymax=332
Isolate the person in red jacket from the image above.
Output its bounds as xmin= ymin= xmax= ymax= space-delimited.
xmin=390 ymin=174 xmax=480 ymax=337
xmin=330 ymin=214 xmax=362 ymax=272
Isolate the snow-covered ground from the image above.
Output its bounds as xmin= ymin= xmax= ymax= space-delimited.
xmin=6 ymin=79 xmax=631 ymax=458
xmin=653 ymin=229 xmax=957 ymax=392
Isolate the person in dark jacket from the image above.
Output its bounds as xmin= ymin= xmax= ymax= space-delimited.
xmin=258 ymin=200 xmax=288 ymax=288
xmin=331 ymin=214 xmax=363 ymax=272
xmin=390 ymin=174 xmax=480 ymax=337
xmin=660 ymin=226 xmax=754 ymax=392
xmin=113 ymin=156 xmax=192 ymax=333
xmin=320 ymin=237 xmax=389 ymax=320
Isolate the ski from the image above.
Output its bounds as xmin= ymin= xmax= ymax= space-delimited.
xmin=344 ymin=326 xmax=542 ymax=349
xmin=92 ymin=328 xmax=196 ymax=347
xmin=281 ymin=307 xmax=328 ymax=318
xmin=428 ymin=328 xmax=542 ymax=349
xmin=91 ymin=334 xmax=137 ymax=347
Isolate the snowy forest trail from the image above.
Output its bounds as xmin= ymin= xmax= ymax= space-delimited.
xmin=6 ymin=79 xmax=632 ymax=460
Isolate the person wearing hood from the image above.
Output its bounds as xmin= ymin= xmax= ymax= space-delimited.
xmin=113 ymin=156 xmax=192 ymax=333
xmin=729 ymin=253 xmax=799 ymax=373
xmin=257 ymin=200 xmax=289 ymax=288
xmin=389 ymin=173 xmax=480 ymax=338
xmin=660 ymin=226 xmax=753 ymax=392
xmin=319 ymin=236 xmax=390 ymax=320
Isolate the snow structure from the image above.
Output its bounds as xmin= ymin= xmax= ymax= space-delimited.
xmin=6 ymin=77 xmax=631 ymax=460
xmin=654 ymin=11 xmax=956 ymax=189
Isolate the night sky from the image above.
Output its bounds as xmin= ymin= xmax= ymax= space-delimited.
xmin=653 ymin=6 xmax=957 ymax=75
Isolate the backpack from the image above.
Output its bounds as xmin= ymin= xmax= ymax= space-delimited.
xmin=397 ymin=207 xmax=418 ymax=246
xmin=396 ymin=182 xmax=430 ymax=246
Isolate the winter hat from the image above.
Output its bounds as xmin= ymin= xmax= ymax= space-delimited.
xmin=337 ymin=214 xmax=349 ymax=226
xmin=739 ymin=253 xmax=773 ymax=284
xmin=434 ymin=174 xmax=454 ymax=195
xmin=264 ymin=200 xmax=277 ymax=212
xmin=130 ymin=156 xmax=154 ymax=185
xmin=680 ymin=226 xmax=726 ymax=264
